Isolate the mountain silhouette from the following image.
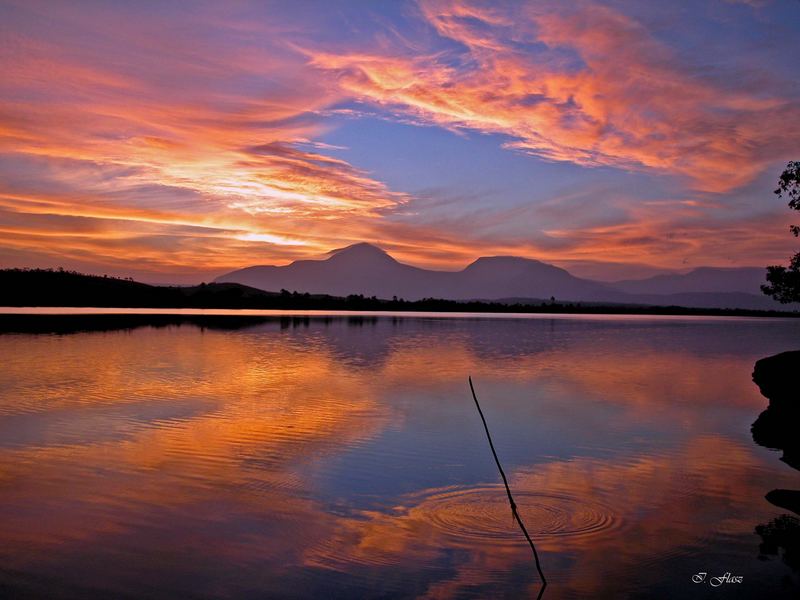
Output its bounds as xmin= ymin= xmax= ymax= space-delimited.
xmin=216 ymin=243 xmax=625 ymax=302
xmin=216 ymin=243 xmax=790 ymax=309
xmin=609 ymin=266 xmax=767 ymax=295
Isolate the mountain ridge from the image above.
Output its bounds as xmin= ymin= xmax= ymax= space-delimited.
xmin=216 ymin=243 xmax=787 ymax=310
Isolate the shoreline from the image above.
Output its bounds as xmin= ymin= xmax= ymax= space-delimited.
xmin=1 ymin=305 xmax=798 ymax=319
xmin=1 ymin=307 xmax=798 ymax=336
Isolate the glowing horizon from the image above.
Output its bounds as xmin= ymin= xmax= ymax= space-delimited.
xmin=1 ymin=0 xmax=799 ymax=283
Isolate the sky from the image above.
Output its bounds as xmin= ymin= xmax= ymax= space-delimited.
xmin=1 ymin=0 xmax=799 ymax=283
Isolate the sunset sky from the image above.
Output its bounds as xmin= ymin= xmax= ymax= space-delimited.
xmin=1 ymin=0 xmax=799 ymax=282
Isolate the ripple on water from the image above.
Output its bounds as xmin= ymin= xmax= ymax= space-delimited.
xmin=410 ymin=485 xmax=624 ymax=547
xmin=308 ymin=484 xmax=625 ymax=577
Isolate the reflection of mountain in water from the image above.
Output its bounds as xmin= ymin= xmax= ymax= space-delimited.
xmin=751 ymin=351 xmax=800 ymax=573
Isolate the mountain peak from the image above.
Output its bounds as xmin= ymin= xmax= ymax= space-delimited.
xmin=468 ymin=255 xmax=545 ymax=266
xmin=464 ymin=255 xmax=554 ymax=272
xmin=326 ymin=242 xmax=397 ymax=264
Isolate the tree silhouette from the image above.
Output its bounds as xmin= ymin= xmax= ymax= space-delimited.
xmin=762 ymin=161 xmax=800 ymax=303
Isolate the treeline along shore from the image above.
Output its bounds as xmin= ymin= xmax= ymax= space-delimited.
xmin=1 ymin=268 xmax=798 ymax=318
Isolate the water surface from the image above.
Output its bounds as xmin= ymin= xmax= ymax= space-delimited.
xmin=1 ymin=313 xmax=799 ymax=598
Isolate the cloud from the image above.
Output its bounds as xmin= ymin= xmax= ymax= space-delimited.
xmin=0 ymin=0 xmax=798 ymax=279
xmin=0 ymin=3 xmax=414 ymax=277
xmin=308 ymin=0 xmax=800 ymax=192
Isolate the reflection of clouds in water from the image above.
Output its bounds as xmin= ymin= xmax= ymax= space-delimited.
xmin=6 ymin=313 xmax=800 ymax=374
xmin=0 ymin=327 xmax=393 ymax=580
xmin=0 ymin=396 xmax=219 ymax=448
xmin=306 ymin=436 xmax=783 ymax=598
xmin=2 ymin=318 xmax=800 ymax=597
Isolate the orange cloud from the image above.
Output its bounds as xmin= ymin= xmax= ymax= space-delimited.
xmin=1 ymin=1 xmax=798 ymax=280
xmin=309 ymin=0 xmax=800 ymax=192
xmin=0 ymin=9 xmax=412 ymax=279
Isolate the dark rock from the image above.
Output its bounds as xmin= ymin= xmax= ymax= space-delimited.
xmin=751 ymin=350 xmax=800 ymax=470
xmin=752 ymin=350 xmax=800 ymax=409
xmin=752 ymin=408 xmax=800 ymax=471
xmin=766 ymin=489 xmax=800 ymax=517
xmin=752 ymin=351 xmax=800 ymax=577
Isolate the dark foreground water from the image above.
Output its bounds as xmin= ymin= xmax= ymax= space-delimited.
xmin=1 ymin=312 xmax=799 ymax=599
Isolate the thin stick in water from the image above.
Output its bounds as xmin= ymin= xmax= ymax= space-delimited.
xmin=468 ymin=376 xmax=547 ymax=591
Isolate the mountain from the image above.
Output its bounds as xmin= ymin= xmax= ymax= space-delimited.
xmin=4 ymin=260 xmax=791 ymax=313
xmin=216 ymin=243 xmax=442 ymax=300
xmin=216 ymin=243 xmax=626 ymax=303
xmin=216 ymin=243 xmax=796 ymax=310
xmin=609 ymin=267 xmax=767 ymax=295
xmin=453 ymin=256 xmax=626 ymax=301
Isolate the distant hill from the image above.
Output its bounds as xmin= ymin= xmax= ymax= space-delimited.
xmin=216 ymin=243 xmax=791 ymax=310
xmin=0 ymin=269 xmax=281 ymax=308
xmin=609 ymin=267 xmax=767 ymax=295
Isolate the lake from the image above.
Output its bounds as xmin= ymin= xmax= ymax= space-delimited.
xmin=1 ymin=311 xmax=799 ymax=598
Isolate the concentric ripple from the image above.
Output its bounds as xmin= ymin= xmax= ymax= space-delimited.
xmin=411 ymin=485 xmax=623 ymax=547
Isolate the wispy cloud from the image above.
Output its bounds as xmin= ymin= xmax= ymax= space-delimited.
xmin=0 ymin=0 xmax=798 ymax=280
xmin=309 ymin=0 xmax=800 ymax=192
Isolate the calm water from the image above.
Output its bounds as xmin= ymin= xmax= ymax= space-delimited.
xmin=1 ymin=312 xmax=799 ymax=599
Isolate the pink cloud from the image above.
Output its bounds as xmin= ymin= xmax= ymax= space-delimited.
xmin=309 ymin=0 xmax=800 ymax=192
